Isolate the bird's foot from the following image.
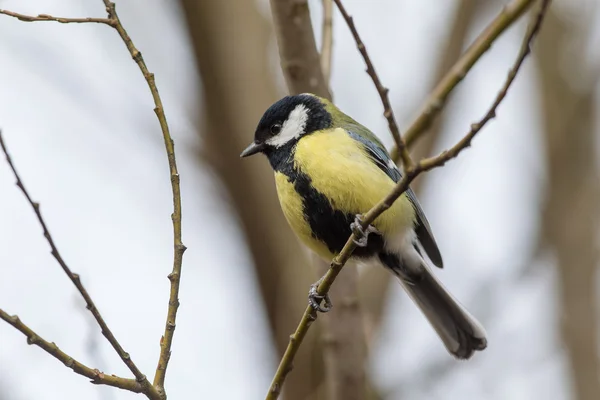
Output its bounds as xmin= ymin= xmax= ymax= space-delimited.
xmin=350 ymin=214 xmax=380 ymax=247
xmin=308 ymin=278 xmax=332 ymax=313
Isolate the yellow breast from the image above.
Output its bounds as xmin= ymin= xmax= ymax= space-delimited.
xmin=274 ymin=171 xmax=334 ymax=259
xmin=294 ymin=128 xmax=415 ymax=234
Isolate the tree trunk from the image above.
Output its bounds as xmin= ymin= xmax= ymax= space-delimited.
xmin=178 ymin=1 xmax=324 ymax=398
xmin=536 ymin=9 xmax=600 ymax=400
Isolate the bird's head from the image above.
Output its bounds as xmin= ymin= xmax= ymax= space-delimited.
xmin=240 ymin=94 xmax=333 ymax=160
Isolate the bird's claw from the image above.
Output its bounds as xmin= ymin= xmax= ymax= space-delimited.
xmin=308 ymin=281 xmax=332 ymax=313
xmin=350 ymin=214 xmax=380 ymax=247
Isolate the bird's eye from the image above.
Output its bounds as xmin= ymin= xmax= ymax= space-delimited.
xmin=270 ymin=124 xmax=282 ymax=135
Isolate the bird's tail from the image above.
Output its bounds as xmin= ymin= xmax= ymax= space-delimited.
xmin=379 ymin=253 xmax=487 ymax=359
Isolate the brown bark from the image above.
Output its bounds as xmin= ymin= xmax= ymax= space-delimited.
xmin=177 ymin=1 xmax=323 ymax=398
xmin=270 ymin=0 xmax=332 ymax=99
xmin=536 ymin=9 xmax=600 ymax=400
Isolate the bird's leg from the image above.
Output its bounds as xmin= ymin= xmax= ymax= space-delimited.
xmin=308 ymin=276 xmax=332 ymax=313
xmin=350 ymin=214 xmax=380 ymax=247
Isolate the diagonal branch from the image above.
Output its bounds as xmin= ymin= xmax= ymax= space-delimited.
xmin=0 ymin=308 xmax=143 ymax=393
xmin=332 ymin=0 xmax=412 ymax=169
xmin=266 ymin=0 xmax=551 ymax=397
xmin=392 ymin=0 xmax=539 ymax=160
xmin=0 ymin=131 xmax=159 ymax=400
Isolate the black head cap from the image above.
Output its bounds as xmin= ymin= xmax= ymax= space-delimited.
xmin=240 ymin=94 xmax=332 ymax=158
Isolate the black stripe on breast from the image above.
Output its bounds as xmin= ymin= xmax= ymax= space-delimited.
xmin=274 ymin=151 xmax=384 ymax=258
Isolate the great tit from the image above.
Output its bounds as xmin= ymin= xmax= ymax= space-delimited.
xmin=241 ymin=93 xmax=487 ymax=359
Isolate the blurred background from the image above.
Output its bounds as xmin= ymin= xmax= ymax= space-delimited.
xmin=0 ymin=0 xmax=599 ymax=399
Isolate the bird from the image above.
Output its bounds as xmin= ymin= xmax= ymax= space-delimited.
xmin=240 ymin=93 xmax=487 ymax=359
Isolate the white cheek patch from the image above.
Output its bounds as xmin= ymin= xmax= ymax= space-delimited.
xmin=267 ymin=104 xmax=309 ymax=147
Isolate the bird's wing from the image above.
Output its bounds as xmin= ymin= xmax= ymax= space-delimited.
xmin=347 ymin=126 xmax=444 ymax=268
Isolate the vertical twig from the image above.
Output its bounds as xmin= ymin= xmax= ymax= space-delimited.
xmin=99 ymin=1 xmax=187 ymax=395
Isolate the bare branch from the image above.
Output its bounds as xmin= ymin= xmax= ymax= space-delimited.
xmin=320 ymin=0 xmax=334 ymax=83
xmin=0 ymin=131 xmax=159 ymax=400
xmin=332 ymin=0 xmax=412 ymax=169
xmin=0 ymin=308 xmax=143 ymax=393
xmin=97 ymin=2 xmax=186 ymax=394
xmin=266 ymin=0 xmax=551 ymax=397
xmin=392 ymin=0 xmax=539 ymax=161
xmin=0 ymin=9 xmax=112 ymax=25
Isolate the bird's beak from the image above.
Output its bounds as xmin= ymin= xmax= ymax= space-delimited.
xmin=240 ymin=142 xmax=265 ymax=158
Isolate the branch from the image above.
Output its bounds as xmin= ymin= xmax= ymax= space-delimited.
xmin=0 ymin=308 xmax=142 ymax=393
xmin=332 ymin=0 xmax=412 ymax=169
xmin=266 ymin=0 xmax=551 ymax=397
xmin=391 ymin=0 xmax=539 ymax=161
xmin=269 ymin=0 xmax=331 ymax=98
xmin=320 ymin=0 xmax=334 ymax=83
xmin=98 ymin=2 xmax=186 ymax=395
xmin=0 ymin=131 xmax=159 ymax=400
xmin=1 ymin=1 xmax=185 ymax=397
xmin=0 ymin=9 xmax=112 ymax=24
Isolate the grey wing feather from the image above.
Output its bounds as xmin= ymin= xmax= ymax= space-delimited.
xmin=405 ymin=188 xmax=444 ymax=268
xmin=347 ymin=128 xmax=444 ymax=268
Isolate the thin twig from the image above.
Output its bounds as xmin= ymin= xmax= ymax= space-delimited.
xmin=0 ymin=9 xmax=113 ymax=25
xmin=320 ymin=0 xmax=334 ymax=83
xmin=0 ymin=131 xmax=160 ymax=400
xmin=98 ymin=1 xmax=186 ymax=396
xmin=0 ymin=308 xmax=143 ymax=393
xmin=266 ymin=0 xmax=550 ymax=397
xmin=332 ymin=0 xmax=412 ymax=169
xmin=391 ymin=0 xmax=538 ymax=161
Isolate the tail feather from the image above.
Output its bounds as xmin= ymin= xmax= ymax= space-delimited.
xmin=379 ymin=252 xmax=487 ymax=359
